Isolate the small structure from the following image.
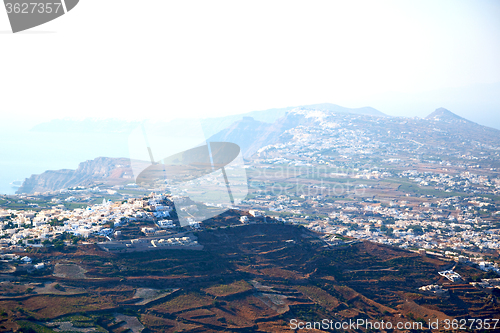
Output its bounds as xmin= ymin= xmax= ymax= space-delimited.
xmin=141 ymin=227 xmax=156 ymax=236
xmin=419 ymin=284 xmax=448 ymax=295
xmin=249 ymin=210 xmax=263 ymax=217
xmin=438 ymin=270 xmax=462 ymax=282
xmin=157 ymin=220 xmax=175 ymax=228
xmin=34 ymin=263 xmax=45 ymax=270
xmin=20 ymin=256 xmax=32 ymax=263
xmin=189 ymin=221 xmax=201 ymax=229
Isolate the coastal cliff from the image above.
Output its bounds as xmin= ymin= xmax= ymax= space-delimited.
xmin=17 ymin=157 xmax=134 ymax=194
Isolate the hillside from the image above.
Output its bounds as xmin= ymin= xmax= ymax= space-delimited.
xmin=29 ymin=104 xmax=386 ymax=135
xmin=425 ymin=107 xmax=466 ymax=122
xmin=298 ymin=103 xmax=387 ymax=117
xmin=419 ymin=107 xmax=500 ymax=145
xmin=19 ymin=104 xmax=500 ymax=194
xmin=207 ymin=113 xmax=308 ymax=158
xmin=210 ymin=106 xmax=500 ymax=161
xmin=0 ymin=219 xmax=498 ymax=332
xmin=208 ymin=105 xmax=387 ymax=158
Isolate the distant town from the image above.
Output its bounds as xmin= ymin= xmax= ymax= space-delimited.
xmin=1 ymin=107 xmax=500 ymax=332
xmin=1 ymin=182 xmax=499 ymax=278
xmin=2 ymin=107 xmax=500 ymax=280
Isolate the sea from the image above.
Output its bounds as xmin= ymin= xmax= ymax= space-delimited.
xmin=0 ymin=123 xmax=130 ymax=195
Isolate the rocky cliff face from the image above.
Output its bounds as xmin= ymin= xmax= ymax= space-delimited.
xmin=207 ymin=107 xmax=386 ymax=158
xmin=207 ymin=111 xmax=332 ymax=158
xmin=17 ymin=157 xmax=134 ymax=194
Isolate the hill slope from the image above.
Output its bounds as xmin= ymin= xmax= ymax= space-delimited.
xmin=1 ymin=221 xmax=498 ymax=332
xmin=425 ymin=107 xmax=467 ymax=122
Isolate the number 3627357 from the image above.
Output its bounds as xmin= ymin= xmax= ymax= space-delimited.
xmin=5 ymin=2 xmax=62 ymax=14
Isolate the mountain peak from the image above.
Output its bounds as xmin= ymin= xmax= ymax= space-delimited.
xmin=299 ymin=103 xmax=387 ymax=117
xmin=425 ymin=108 xmax=466 ymax=121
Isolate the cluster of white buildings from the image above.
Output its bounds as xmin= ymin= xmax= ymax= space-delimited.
xmin=0 ymin=196 xmax=171 ymax=252
xmin=399 ymin=170 xmax=499 ymax=195
xmin=151 ymin=236 xmax=198 ymax=247
xmin=419 ymin=284 xmax=448 ymax=294
xmin=239 ymin=180 xmax=500 ymax=268
xmin=438 ymin=270 xmax=462 ymax=282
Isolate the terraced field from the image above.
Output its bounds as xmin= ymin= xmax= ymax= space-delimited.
xmin=0 ymin=217 xmax=499 ymax=332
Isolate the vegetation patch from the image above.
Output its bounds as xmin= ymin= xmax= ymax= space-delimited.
xmin=17 ymin=320 xmax=57 ymax=333
xmin=151 ymin=292 xmax=213 ymax=314
xmin=53 ymin=263 xmax=87 ymax=279
xmin=296 ymin=285 xmax=340 ymax=311
xmin=203 ymin=280 xmax=252 ymax=297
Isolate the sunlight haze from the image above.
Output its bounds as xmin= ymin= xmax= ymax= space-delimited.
xmin=0 ymin=0 xmax=499 ymax=124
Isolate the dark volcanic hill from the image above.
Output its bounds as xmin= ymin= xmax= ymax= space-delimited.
xmin=1 ymin=219 xmax=498 ymax=332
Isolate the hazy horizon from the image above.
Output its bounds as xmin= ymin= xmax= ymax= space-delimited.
xmin=5 ymin=84 xmax=500 ymax=131
xmin=1 ymin=0 xmax=499 ymax=126
xmin=2 ymin=0 xmax=500 ymax=193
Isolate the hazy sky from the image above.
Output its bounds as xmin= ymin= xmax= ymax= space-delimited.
xmin=1 ymin=0 xmax=499 ymax=125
